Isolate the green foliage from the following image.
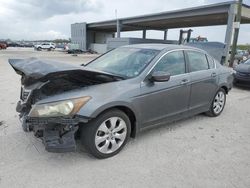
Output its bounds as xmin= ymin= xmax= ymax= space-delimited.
xmin=52 ymin=39 xmax=71 ymax=43
xmin=237 ymin=45 xmax=250 ymax=50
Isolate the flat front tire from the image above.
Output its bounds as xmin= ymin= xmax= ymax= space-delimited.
xmin=81 ymin=109 xmax=131 ymax=159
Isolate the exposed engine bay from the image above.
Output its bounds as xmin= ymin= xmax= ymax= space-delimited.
xmin=9 ymin=58 xmax=122 ymax=152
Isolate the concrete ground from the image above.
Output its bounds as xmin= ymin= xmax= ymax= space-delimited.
xmin=0 ymin=48 xmax=250 ymax=188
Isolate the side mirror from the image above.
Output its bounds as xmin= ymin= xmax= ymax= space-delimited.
xmin=150 ymin=71 xmax=170 ymax=82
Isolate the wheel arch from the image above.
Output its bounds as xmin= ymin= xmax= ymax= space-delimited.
xmin=219 ymin=85 xmax=229 ymax=94
xmin=90 ymin=103 xmax=139 ymax=138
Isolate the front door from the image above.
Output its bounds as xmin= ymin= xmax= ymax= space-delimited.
xmin=137 ymin=50 xmax=191 ymax=127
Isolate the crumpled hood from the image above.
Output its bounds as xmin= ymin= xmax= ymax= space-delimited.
xmin=235 ymin=63 xmax=250 ymax=73
xmin=9 ymin=58 xmax=78 ymax=79
xmin=9 ymin=58 xmax=123 ymax=86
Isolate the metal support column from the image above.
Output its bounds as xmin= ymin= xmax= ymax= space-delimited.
xmin=142 ymin=29 xmax=146 ymax=39
xmin=116 ymin=19 xmax=121 ymax=38
xmin=186 ymin=29 xmax=193 ymax=43
xmin=164 ymin=29 xmax=168 ymax=40
xmin=224 ymin=4 xmax=237 ymax=65
xmin=229 ymin=0 xmax=242 ymax=67
xmin=179 ymin=30 xmax=183 ymax=44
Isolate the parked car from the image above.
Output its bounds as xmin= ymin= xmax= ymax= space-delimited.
xmin=64 ymin=43 xmax=83 ymax=54
xmin=9 ymin=44 xmax=233 ymax=159
xmin=188 ymin=36 xmax=208 ymax=43
xmin=233 ymin=58 xmax=250 ymax=87
xmin=34 ymin=42 xmax=55 ymax=51
xmin=55 ymin=44 xmax=65 ymax=49
xmin=23 ymin=43 xmax=34 ymax=48
xmin=7 ymin=42 xmax=21 ymax=47
xmin=232 ymin=49 xmax=249 ymax=64
xmin=0 ymin=42 xmax=7 ymax=49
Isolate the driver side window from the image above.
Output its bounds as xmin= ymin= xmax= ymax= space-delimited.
xmin=153 ymin=51 xmax=186 ymax=76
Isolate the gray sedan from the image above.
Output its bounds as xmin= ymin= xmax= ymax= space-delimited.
xmin=9 ymin=44 xmax=233 ymax=158
xmin=233 ymin=58 xmax=250 ymax=86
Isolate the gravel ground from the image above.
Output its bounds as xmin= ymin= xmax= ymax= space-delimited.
xmin=0 ymin=48 xmax=250 ymax=188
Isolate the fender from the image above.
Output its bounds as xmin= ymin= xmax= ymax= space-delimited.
xmin=91 ymin=101 xmax=140 ymax=121
xmin=86 ymin=101 xmax=141 ymax=137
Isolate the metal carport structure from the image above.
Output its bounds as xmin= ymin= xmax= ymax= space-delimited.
xmin=72 ymin=1 xmax=250 ymax=63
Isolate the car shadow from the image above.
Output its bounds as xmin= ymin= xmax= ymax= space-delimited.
xmin=73 ymin=113 xmax=210 ymax=160
xmin=132 ymin=113 xmax=206 ymax=142
xmin=32 ymin=113 xmax=213 ymax=161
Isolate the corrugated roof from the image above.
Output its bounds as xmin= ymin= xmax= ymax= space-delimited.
xmin=81 ymin=1 xmax=250 ymax=32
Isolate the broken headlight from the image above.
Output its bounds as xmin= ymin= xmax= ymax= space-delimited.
xmin=29 ymin=97 xmax=91 ymax=117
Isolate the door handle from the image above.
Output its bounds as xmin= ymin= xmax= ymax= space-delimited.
xmin=180 ymin=79 xmax=189 ymax=85
xmin=211 ymin=72 xmax=217 ymax=77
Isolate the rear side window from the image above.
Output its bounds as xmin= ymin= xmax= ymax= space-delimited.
xmin=206 ymin=55 xmax=215 ymax=69
xmin=153 ymin=51 xmax=185 ymax=76
xmin=187 ymin=51 xmax=209 ymax=72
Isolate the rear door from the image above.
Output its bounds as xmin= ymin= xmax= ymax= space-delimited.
xmin=185 ymin=50 xmax=218 ymax=110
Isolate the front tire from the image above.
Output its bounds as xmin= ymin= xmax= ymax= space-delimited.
xmin=81 ymin=109 xmax=131 ymax=159
xmin=206 ymin=88 xmax=226 ymax=117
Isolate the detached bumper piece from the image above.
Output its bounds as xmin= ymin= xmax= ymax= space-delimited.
xmin=26 ymin=116 xmax=83 ymax=153
xmin=43 ymin=128 xmax=78 ymax=153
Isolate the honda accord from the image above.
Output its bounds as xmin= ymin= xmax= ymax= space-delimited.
xmin=9 ymin=44 xmax=233 ymax=158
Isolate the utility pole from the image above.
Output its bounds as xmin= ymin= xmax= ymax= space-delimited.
xmin=229 ymin=0 xmax=242 ymax=67
xmin=115 ymin=9 xmax=121 ymax=38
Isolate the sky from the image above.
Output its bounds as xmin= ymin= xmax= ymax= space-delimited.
xmin=0 ymin=0 xmax=250 ymax=44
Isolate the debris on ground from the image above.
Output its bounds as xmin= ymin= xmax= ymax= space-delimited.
xmin=0 ymin=121 xmax=4 ymax=126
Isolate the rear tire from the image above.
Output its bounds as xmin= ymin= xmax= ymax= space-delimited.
xmin=81 ymin=109 xmax=131 ymax=159
xmin=205 ymin=88 xmax=226 ymax=117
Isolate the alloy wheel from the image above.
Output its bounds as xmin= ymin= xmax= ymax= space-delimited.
xmin=213 ymin=91 xmax=225 ymax=114
xmin=95 ymin=117 xmax=127 ymax=154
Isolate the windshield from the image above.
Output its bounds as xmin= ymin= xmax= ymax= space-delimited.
xmin=244 ymin=59 xmax=250 ymax=65
xmin=86 ymin=47 xmax=159 ymax=78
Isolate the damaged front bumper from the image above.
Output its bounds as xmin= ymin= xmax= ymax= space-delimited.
xmin=22 ymin=114 xmax=90 ymax=153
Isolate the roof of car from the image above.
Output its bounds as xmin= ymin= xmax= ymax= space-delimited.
xmin=122 ymin=43 xmax=203 ymax=52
